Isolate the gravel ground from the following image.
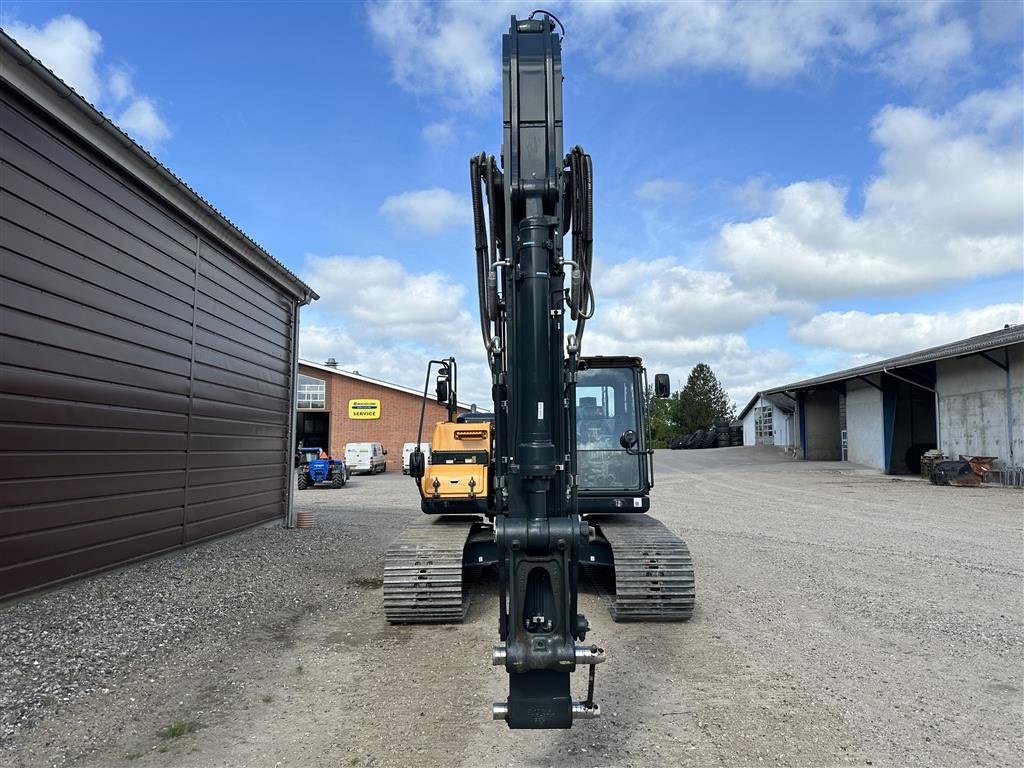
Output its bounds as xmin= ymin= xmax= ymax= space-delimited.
xmin=1 ymin=449 xmax=1021 ymax=768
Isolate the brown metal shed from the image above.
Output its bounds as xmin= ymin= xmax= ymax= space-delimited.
xmin=0 ymin=31 xmax=317 ymax=599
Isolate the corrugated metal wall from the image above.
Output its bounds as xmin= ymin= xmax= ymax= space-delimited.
xmin=0 ymin=82 xmax=294 ymax=598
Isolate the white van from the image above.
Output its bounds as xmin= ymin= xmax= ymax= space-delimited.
xmin=345 ymin=442 xmax=387 ymax=474
xmin=402 ymin=442 xmax=431 ymax=474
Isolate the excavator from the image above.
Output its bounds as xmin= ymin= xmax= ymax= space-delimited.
xmin=382 ymin=12 xmax=695 ymax=729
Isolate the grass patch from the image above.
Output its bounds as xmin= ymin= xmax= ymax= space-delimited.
xmin=261 ymin=693 xmax=274 ymax=703
xmin=125 ymin=751 xmax=143 ymax=760
xmin=159 ymin=719 xmax=198 ymax=739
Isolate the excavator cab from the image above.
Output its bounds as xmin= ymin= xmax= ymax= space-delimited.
xmin=576 ymin=357 xmax=655 ymax=514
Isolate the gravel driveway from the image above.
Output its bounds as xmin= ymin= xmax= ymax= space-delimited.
xmin=1 ymin=448 xmax=1021 ymax=767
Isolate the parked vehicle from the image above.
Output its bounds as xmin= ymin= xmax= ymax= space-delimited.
xmin=296 ymin=448 xmax=350 ymax=490
xmin=345 ymin=442 xmax=387 ymax=474
xmin=295 ymin=445 xmax=322 ymax=467
xmin=402 ymin=442 xmax=431 ymax=474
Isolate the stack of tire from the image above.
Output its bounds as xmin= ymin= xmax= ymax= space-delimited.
xmin=729 ymin=422 xmax=743 ymax=446
xmin=714 ymin=419 xmax=731 ymax=448
xmin=668 ymin=424 xmax=732 ymax=449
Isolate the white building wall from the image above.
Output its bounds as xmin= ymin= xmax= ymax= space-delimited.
xmin=845 ymin=380 xmax=885 ymax=469
xmin=937 ymin=344 xmax=1023 ymax=467
xmin=742 ymin=396 xmax=793 ymax=448
xmin=742 ymin=407 xmax=757 ymax=446
xmin=776 ymin=409 xmax=791 ymax=448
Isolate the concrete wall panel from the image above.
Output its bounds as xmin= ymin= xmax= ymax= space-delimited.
xmin=845 ymin=382 xmax=884 ymax=469
xmin=937 ymin=346 xmax=1023 ymax=466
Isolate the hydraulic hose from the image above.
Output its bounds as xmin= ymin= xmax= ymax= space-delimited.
xmin=564 ymin=146 xmax=594 ymax=343
xmin=470 ymin=153 xmax=494 ymax=352
xmin=484 ymin=156 xmax=501 ymax=322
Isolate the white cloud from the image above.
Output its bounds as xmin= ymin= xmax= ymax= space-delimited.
xmin=422 ymin=120 xmax=455 ymax=147
xmin=378 ymin=188 xmax=469 ymax=235
xmin=791 ymin=304 xmax=1024 ymax=357
xmin=301 ymin=254 xmax=480 ymax=354
xmin=116 ymin=97 xmax=171 ymax=145
xmin=592 ymin=257 xmax=808 ymax=339
xmin=366 ymin=1 xmax=516 ymax=107
xmin=107 ymin=65 xmax=133 ymax=102
xmin=300 ymin=254 xmax=493 ymax=402
xmin=577 ymin=257 xmax=811 ymax=406
xmin=565 ymin=1 xmax=980 ymax=87
xmin=730 ymin=175 xmax=773 ymax=213
xmin=870 ymin=2 xmax=973 ymax=87
xmin=635 ymin=178 xmax=691 ymax=202
xmin=976 ymin=0 xmax=1024 ymax=44
xmin=4 ymin=14 xmax=103 ymax=102
xmin=4 ymin=14 xmax=171 ymax=149
xmin=299 ymin=321 xmax=492 ymax=406
xmin=581 ymin=326 xmax=799 ymax=409
xmin=718 ymin=86 xmax=1023 ymax=299
xmin=566 ymin=1 xmax=874 ymax=83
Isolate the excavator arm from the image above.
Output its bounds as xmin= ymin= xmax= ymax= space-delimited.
xmin=470 ymin=12 xmax=601 ymax=729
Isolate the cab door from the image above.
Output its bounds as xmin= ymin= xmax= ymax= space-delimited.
xmin=574 ymin=362 xmax=647 ymax=494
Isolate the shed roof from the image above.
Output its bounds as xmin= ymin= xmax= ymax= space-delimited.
xmin=0 ymin=29 xmax=317 ymax=305
xmin=764 ymin=325 xmax=1024 ymax=396
xmin=738 ymin=391 xmax=797 ymax=420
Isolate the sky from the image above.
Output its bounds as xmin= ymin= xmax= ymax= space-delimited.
xmin=2 ymin=0 xmax=1022 ymax=408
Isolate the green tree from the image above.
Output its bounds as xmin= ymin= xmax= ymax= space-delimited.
xmin=670 ymin=363 xmax=735 ymax=435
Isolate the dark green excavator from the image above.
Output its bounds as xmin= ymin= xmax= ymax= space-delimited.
xmin=384 ymin=11 xmax=696 ymax=729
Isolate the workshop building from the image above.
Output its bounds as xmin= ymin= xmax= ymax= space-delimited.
xmin=738 ymin=392 xmax=796 ymax=450
xmin=752 ymin=327 xmax=1023 ymax=473
xmin=0 ymin=32 xmax=316 ymax=599
xmin=296 ymin=359 xmax=468 ymax=465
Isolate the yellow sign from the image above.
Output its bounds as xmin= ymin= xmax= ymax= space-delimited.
xmin=348 ymin=399 xmax=381 ymax=420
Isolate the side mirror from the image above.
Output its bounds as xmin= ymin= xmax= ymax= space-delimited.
xmin=654 ymin=373 xmax=670 ymax=398
xmin=436 ymin=376 xmax=449 ymax=404
xmin=409 ymin=450 xmax=425 ymax=479
xmin=619 ymin=429 xmax=639 ymax=455
xmin=382 ymin=449 xmax=388 ymax=455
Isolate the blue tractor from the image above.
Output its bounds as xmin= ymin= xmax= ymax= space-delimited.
xmin=296 ymin=447 xmax=349 ymax=490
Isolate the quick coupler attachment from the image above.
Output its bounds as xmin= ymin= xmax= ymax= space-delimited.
xmin=490 ymin=643 xmax=605 ymax=726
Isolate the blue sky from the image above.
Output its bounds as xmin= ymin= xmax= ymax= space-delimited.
xmin=3 ymin=1 xmax=1022 ymax=407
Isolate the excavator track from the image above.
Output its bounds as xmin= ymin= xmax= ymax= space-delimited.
xmin=588 ymin=515 xmax=695 ymax=622
xmin=383 ymin=517 xmax=475 ymax=623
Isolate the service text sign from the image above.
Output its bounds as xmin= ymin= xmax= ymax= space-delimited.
xmin=348 ymin=399 xmax=381 ymax=420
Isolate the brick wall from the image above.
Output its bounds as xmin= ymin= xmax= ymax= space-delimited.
xmin=298 ymin=364 xmax=461 ymax=467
